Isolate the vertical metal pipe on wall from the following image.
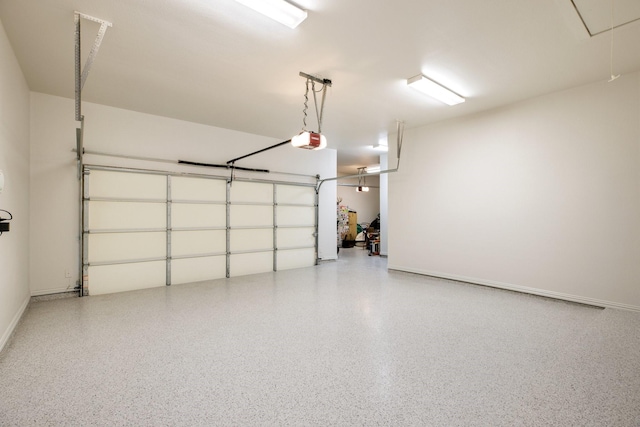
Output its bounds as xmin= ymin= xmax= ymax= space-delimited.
xmin=77 ymin=135 xmax=84 ymax=297
xmin=273 ymin=184 xmax=278 ymax=272
xmin=81 ymin=169 xmax=90 ymax=296
xmin=75 ymin=13 xmax=84 ymax=295
xmin=225 ymin=180 xmax=231 ymax=278
xmin=74 ymin=14 xmax=81 ymax=121
xmin=314 ymin=176 xmax=320 ymax=265
xmin=166 ymin=176 xmax=172 ymax=286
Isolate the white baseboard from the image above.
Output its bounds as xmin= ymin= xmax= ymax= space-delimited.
xmin=0 ymin=295 xmax=30 ymax=354
xmin=388 ymin=265 xmax=640 ymax=312
xmin=31 ymin=286 xmax=76 ymax=297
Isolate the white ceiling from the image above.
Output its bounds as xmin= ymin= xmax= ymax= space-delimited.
xmin=1 ymin=0 xmax=639 ymax=173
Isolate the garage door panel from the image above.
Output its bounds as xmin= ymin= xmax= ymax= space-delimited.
xmin=88 ymin=261 xmax=166 ymax=295
xmin=172 ymin=203 xmax=226 ymax=228
xmin=88 ymin=201 xmax=166 ymax=230
xmin=277 ymin=248 xmax=315 ymax=270
xmin=276 ymin=206 xmax=315 ymax=227
xmin=230 ymin=229 xmax=272 ymax=252
xmin=277 ymin=227 xmax=315 ymax=248
xmin=172 ymin=230 xmax=226 ymax=256
xmin=230 ymin=252 xmax=273 ymax=276
xmin=171 ymin=177 xmax=226 ymax=202
xmin=89 ymin=170 xmax=166 ymax=200
xmin=171 ymin=256 xmax=226 ymax=285
xmin=276 ymin=185 xmax=315 ymax=205
xmin=230 ymin=205 xmax=272 ymax=227
xmin=230 ymin=181 xmax=272 ymax=203
xmin=88 ymin=232 xmax=166 ymax=263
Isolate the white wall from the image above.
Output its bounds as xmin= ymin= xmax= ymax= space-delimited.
xmin=30 ymin=93 xmax=336 ymax=296
xmin=389 ymin=73 xmax=640 ymax=310
xmin=0 ymin=19 xmax=31 ymax=351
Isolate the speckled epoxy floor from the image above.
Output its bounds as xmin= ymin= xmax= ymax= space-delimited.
xmin=1 ymin=248 xmax=640 ymax=426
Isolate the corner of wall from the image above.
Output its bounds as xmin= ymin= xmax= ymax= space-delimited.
xmin=0 ymin=295 xmax=30 ymax=353
xmin=0 ymin=17 xmax=32 ymax=354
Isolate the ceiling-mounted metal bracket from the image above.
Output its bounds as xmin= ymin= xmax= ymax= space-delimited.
xmin=299 ymin=72 xmax=332 ymax=87
xmin=299 ymin=72 xmax=331 ymax=133
xmin=74 ymin=11 xmax=112 ymax=122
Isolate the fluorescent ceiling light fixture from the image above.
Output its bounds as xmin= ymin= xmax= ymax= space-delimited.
xmin=366 ymin=164 xmax=381 ymax=174
xmin=407 ymin=74 xmax=465 ymax=106
xmin=233 ymin=0 xmax=308 ymax=29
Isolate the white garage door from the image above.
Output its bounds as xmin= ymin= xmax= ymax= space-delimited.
xmin=82 ymin=167 xmax=317 ymax=295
